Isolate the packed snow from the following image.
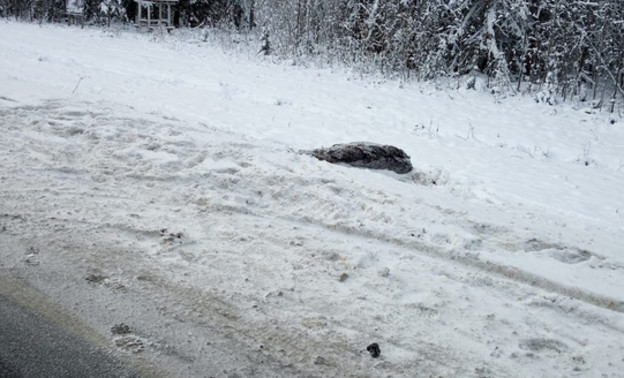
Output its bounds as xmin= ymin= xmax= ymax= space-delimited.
xmin=1 ymin=21 xmax=624 ymax=377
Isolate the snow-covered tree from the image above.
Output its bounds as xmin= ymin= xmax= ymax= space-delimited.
xmin=99 ymin=0 xmax=124 ymax=26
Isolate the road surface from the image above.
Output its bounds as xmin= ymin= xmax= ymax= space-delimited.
xmin=0 ymin=284 xmax=141 ymax=378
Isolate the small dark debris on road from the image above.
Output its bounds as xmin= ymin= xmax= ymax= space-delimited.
xmin=367 ymin=342 xmax=381 ymax=358
xmin=85 ymin=274 xmax=106 ymax=283
xmin=111 ymin=323 xmax=132 ymax=335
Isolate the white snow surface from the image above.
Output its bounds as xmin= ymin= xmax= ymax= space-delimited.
xmin=1 ymin=22 xmax=624 ymax=377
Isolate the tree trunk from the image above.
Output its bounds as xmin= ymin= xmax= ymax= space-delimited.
xmin=249 ymin=0 xmax=255 ymax=30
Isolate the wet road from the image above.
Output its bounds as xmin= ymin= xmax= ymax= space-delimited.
xmin=0 ymin=293 xmax=139 ymax=378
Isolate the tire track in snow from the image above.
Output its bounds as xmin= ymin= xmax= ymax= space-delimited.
xmin=253 ymin=208 xmax=624 ymax=315
xmin=178 ymin=159 xmax=624 ymax=316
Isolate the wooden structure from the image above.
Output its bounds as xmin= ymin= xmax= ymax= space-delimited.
xmin=135 ymin=0 xmax=177 ymax=29
xmin=66 ymin=0 xmax=85 ymax=27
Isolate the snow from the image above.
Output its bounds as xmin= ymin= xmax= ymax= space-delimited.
xmin=1 ymin=21 xmax=624 ymax=377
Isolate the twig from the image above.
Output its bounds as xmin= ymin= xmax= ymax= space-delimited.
xmin=72 ymin=76 xmax=84 ymax=94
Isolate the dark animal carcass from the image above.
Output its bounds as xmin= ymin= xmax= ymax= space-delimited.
xmin=310 ymin=142 xmax=413 ymax=174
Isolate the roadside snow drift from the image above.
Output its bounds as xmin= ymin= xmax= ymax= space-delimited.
xmin=1 ymin=22 xmax=624 ymax=377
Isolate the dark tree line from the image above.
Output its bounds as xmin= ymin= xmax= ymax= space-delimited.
xmin=0 ymin=0 xmax=251 ymax=27
xmin=1 ymin=0 xmax=66 ymax=22
xmin=2 ymin=0 xmax=622 ymax=110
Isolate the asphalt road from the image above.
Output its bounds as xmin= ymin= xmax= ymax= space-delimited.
xmin=0 ymin=293 xmax=139 ymax=378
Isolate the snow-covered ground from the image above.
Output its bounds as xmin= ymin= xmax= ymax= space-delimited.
xmin=1 ymin=21 xmax=624 ymax=377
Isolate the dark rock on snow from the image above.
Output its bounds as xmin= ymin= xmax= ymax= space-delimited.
xmin=366 ymin=342 xmax=381 ymax=358
xmin=309 ymin=142 xmax=413 ymax=174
